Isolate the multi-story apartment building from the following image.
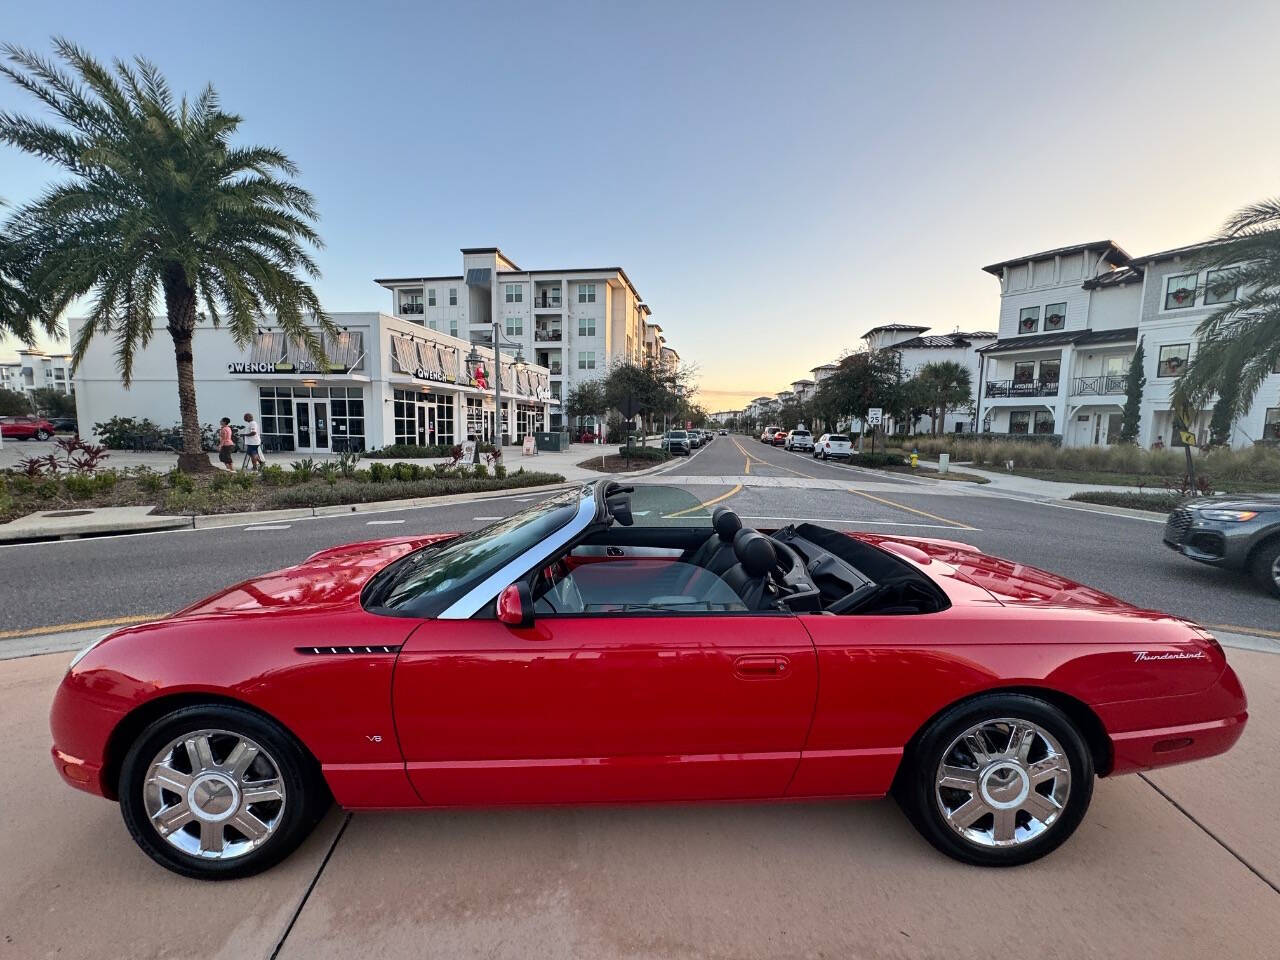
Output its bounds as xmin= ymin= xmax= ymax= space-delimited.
xmin=978 ymin=240 xmax=1280 ymax=447
xmin=376 ymin=246 xmax=671 ymax=431
xmin=861 ymin=324 xmax=997 ymax=434
xmin=0 ymin=348 xmax=74 ymax=398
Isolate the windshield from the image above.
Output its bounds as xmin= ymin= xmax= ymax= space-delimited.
xmin=364 ymin=487 xmax=584 ymax=617
xmin=668 ymin=430 xmax=687 ymax=438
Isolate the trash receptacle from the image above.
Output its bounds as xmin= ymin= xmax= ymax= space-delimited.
xmin=535 ymin=431 xmax=568 ymax=452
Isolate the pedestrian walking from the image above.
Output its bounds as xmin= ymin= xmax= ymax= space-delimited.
xmin=217 ymin=417 xmax=235 ymax=471
xmin=242 ymin=412 xmax=264 ymax=470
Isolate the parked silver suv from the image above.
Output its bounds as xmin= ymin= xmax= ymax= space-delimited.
xmin=1163 ymin=494 xmax=1280 ymax=597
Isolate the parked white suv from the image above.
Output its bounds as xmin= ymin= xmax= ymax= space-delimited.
xmin=814 ymin=433 xmax=853 ymax=461
xmin=784 ymin=429 xmax=813 ymax=452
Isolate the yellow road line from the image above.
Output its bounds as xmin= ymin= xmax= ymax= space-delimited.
xmin=849 ymin=489 xmax=976 ymax=530
xmin=0 ymin=613 xmax=164 ymax=641
xmin=667 ymin=483 xmax=744 ymax=518
xmin=1205 ymin=623 xmax=1280 ymax=640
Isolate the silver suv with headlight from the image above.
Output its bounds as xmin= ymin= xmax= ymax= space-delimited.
xmin=1163 ymin=494 xmax=1280 ymax=597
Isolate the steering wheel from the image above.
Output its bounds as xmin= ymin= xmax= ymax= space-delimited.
xmin=535 ymin=559 xmax=587 ymax=614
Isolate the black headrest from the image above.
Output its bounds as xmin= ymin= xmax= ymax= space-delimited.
xmin=733 ymin=528 xmax=777 ymax=578
xmin=712 ymin=507 xmax=742 ymax=542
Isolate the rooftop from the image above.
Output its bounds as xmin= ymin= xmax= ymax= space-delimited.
xmin=977 ymin=327 xmax=1139 ymax=354
xmin=981 ymin=240 xmax=1130 ymax=276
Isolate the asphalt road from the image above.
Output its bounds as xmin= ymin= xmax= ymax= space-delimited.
xmin=0 ymin=435 xmax=1276 ymax=637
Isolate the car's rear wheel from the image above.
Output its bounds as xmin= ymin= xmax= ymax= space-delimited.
xmin=1250 ymin=539 xmax=1280 ymax=598
xmin=119 ymin=704 xmax=329 ymax=879
xmin=895 ymin=693 xmax=1093 ymax=866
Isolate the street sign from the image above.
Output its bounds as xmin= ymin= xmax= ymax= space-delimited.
xmin=867 ymin=408 xmax=883 ymax=426
xmin=1179 ymin=430 xmax=1197 ymax=447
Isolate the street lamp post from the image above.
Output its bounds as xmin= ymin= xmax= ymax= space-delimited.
xmin=466 ymin=321 xmax=525 ymax=457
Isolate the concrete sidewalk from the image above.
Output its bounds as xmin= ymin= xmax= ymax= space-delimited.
xmin=916 ymin=457 xmax=1153 ymax=499
xmin=2 ymin=646 xmax=1277 ymax=960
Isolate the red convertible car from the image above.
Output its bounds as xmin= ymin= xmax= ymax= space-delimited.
xmin=51 ymin=482 xmax=1247 ymax=879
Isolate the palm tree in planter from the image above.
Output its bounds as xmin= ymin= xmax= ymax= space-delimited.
xmin=914 ymin=360 xmax=972 ymax=437
xmin=0 ymin=40 xmax=334 ymax=470
xmin=1173 ymin=197 xmax=1280 ymax=427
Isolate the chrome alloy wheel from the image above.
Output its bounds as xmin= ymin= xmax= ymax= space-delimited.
xmin=934 ymin=717 xmax=1071 ymax=848
xmin=143 ymin=729 xmax=286 ymax=860
xmin=1271 ymin=552 xmax=1280 ymax=588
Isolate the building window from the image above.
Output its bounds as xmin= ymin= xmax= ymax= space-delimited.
xmin=258 ymin=387 xmax=296 ymax=452
xmin=578 ymin=317 xmax=596 ymax=337
xmin=328 ymin=387 xmax=366 ymax=452
xmin=1008 ymin=410 xmax=1030 ymax=434
xmin=1164 ymin=274 xmax=1198 ymax=310
xmin=1013 ymin=361 xmax=1035 ymax=384
xmin=504 ymin=283 xmax=523 ymax=303
xmin=1033 ymin=411 xmax=1055 ymax=434
xmin=427 ymin=288 xmax=436 ymax=307
xmin=1043 ymin=303 xmax=1066 ymax=331
xmin=1157 ymin=343 xmax=1190 ymax=377
xmin=1264 ymin=408 xmax=1280 ymax=441
xmin=449 ymin=288 xmax=458 ymax=306
xmin=394 ymin=389 xmax=455 ymax=447
xmin=505 ymin=317 xmax=523 ymax=336
xmin=578 ymin=350 xmax=596 ymax=370
xmin=1018 ymin=307 xmax=1039 ymax=334
xmin=1204 ymin=269 xmax=1238 ymax=305
xmin=449 ymin=319 xmax=458 ymax=338
xmin=578 ymin=283 xmax=596 ymax=303
xmin=398 ymin=289 xmax=424 ymax=315
xmin=1039 ymin=359 xmax=1061 ymax=385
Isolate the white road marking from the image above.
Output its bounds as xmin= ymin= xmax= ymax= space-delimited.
xmin=366 ymin=519 xmax=405 ymax=525
xmin=244 ymin=524 xmax=291 ymax=531
xmin=473 ymin=516 xmax=504 ymax=521
xmin=738 ymin=516 xmax=979 ymax=530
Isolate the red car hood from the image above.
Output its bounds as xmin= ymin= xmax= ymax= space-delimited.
xmin=853 ymin=533 xmax=1132 ymax=608
xmin=174 ymin=534 xmax=456 ymax=617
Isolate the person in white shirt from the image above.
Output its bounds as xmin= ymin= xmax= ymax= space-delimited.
xmin=242 ymin=412 xmax=264 ymax=469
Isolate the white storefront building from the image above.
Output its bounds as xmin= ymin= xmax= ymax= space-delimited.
xmin=72 ymin=311 xmax=556 ymax=454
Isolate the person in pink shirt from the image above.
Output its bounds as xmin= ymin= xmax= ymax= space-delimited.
xmin=218 ymin=417 xmax=235 ymax=471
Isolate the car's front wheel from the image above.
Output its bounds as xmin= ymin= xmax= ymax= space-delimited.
xmin=119 ymin=703 xmax=329 ymax=879
xmin=1250 ymin=538 xmax=1280 ymax=598
xmin=895 ymin=693 xmax=1093 ymax=866
xmin=36 ymin=429 xmax=51 ymax=440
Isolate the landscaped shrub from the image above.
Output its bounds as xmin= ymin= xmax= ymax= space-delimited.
xmin=849 ymin=452 xmax=906 ymax=468
xmin=615 ymin=446 xmax=669 ymax=462
xmin=133 ymin=467 xmax=165 ymax=493
xmin=290 ymin=458 xmax=318 ymax=482
xmin=259 ymin=464 xmax=288 ymax=486
xmin=364 ymin=442 xmax=496 ymax=459
xmin=262 ymin=471 xmax=567 ymax=509
xmin=166 ymin=468 xmax=194 ymax=493
xmin=63 ymin=474 xmax=95 ymax=499
xmin=93 ymin=416 xmax=165 ymax=450
xmin=1068 ymin=491 xmax=1184 ymax=512
xmin=369 ymin=462 xmax=391 ymax=483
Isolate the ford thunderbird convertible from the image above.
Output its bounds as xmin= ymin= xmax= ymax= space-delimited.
xmin=51 ymin=481 xmax=1248 ymax=879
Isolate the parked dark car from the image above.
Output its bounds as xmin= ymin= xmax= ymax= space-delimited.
xmin=1163 ymin=494 xmax=1280 ymax=597
xmin=0 ymin=415 xmax=56 ymax=440
xmin=49 ymin=417 xmax=78 ymax=434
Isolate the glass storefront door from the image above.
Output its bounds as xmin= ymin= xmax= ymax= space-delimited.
xmin=295 ymin=399 xmax=330 ymax=452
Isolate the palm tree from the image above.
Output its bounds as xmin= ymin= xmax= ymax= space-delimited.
xmin=0 ymin=199 xmax=57 ymax=343
xmin=914 ymin=361 xmax=972 ymax=436
xmin=0 ymin=40 xmax=334 ymax=470
xmin=1173 ymin=198 xmax=1280 ymax=425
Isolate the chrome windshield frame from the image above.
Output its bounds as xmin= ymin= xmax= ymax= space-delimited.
xmin=436 ymin=484 xmax=600 ymax=620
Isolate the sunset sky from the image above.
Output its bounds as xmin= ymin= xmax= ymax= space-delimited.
xmin=3 ymin=0 xmax=1279 ymax=410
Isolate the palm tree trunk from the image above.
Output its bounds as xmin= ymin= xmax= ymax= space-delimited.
xmin=163 ymin=267 xmax=212 ymax=472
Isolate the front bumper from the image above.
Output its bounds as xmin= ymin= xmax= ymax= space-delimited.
xmin=1162 ymin=508 xmax=1266 ymax=569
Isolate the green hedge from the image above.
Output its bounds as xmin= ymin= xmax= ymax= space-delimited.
xmin=615 ymin=446 xmax=669 ymax=462
xmin=1067 ymin=490 xmax=1183 ymax=513
xmin=364 ymin=442 xmax=497 ymax=459
xmin=849 ymin=452 xmax=906 ymax=468
xmin=264 ymin=471 xmax=566 ymax=508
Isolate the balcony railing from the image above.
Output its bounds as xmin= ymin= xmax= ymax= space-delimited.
xmin=398 ymin=303 xmax=424 ymax=315
xmin=986 ymin=379 xmax=1059 ymax=398
xmin=1072 ymin=375 xmax=1127 ymax=396
xmin=534 ymin=294 xmax=562 ymax=309
xmin=534 ymin=329 xmax=563 ymax=342
xmin=549 ymin=364 xmax=562 ymax=375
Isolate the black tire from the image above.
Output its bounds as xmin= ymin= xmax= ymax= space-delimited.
xmin=119 ymin=703 xmax=329 ymax=880
xmin=894 ymin=693 xmax=1094 ymax=867
xmin=36 ymin=429 xmax=51 ymax=440
xmin=1250 ymin=538 xmax=1280 ymax=598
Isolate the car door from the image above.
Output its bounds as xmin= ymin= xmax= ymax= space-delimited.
xmin=393 ymin=578 xmax=817 ymax=806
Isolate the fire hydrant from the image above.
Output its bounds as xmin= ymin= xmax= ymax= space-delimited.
xmin=910 ymin=448 xmax=919 ymax=470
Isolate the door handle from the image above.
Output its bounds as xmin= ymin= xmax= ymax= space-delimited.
xmin=733 ymin=654 xmax=790 ymax=679
xmin=606 ymin=546 xmax=624 ymax=557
